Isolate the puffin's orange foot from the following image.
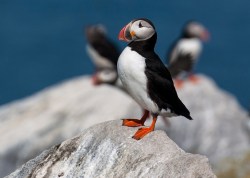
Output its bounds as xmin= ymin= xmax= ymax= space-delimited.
xmin=174 ymin=79 xmax=184 ymax=89
xmin=132 ymin=127 xmax=154 ymax=140
xmin=92 ymin=75 xmax=100 ymax=85
xmin=188 ymin=75 xmax=199 ymax=84
xmin=122 ymin=119 xmax=144 ymax=127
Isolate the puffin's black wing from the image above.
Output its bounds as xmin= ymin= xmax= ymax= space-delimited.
xmin=145 ymin=53 xmax=192 ymax=120
xmin=90 ymin=38 xmax=120 ymax=66
xmin=167 ymin=38 xmax=194 ymax=77
xmin=168 ymin=53 xmax=193 ymax=78
xmin=166 ymin=38 xmax=179 ymax=64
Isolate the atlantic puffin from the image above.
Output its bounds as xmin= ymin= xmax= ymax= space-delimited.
xmin=118 ymin=18 xmax=192 ymax=140
xmin=167 ymin=21 xmax=209 ymax=88
xmin=85 ymin=24 xmax=120 ymax=85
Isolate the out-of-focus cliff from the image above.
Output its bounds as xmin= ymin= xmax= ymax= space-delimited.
xmin=0 ymin=74 xmax=249 ymax=177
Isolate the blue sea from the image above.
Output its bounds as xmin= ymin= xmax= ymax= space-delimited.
xmin=0 ymin=0 xmax=250 ymax=109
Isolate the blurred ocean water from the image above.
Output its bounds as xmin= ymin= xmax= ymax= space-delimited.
xmin=0 ymin=0 xmax=249 ymax=108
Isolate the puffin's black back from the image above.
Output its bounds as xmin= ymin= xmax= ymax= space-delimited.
xmin=90 ymin=38 xmax=120 ymax=66
xmin=91 ymin=38 xmax=120 ymax=65
xmin=129 ymin=33 xmax=192 ymax=120
xmin=168 ymin=53 xmax=194 ymax=78
xmin=166 ymin=38 xmax=178 ymax=64
xmin=85 ymin=27 xmax=120 ymax=67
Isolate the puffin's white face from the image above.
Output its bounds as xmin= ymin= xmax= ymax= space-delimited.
xmin=119 ymin=19 xmax=155 ymax=42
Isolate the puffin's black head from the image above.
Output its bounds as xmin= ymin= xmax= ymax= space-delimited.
xmin=183 ymin=21 xmax=210 ymax=41
xmin=118 ymin=18 xmax=156 ymax=42
xmin=85 ymin=24 xmax=107 ymax=42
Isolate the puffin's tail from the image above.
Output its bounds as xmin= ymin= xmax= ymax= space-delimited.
xmin=175 ymin=98 xmax=193 ymax=120
xmin=185 ymin=114 xmax=193 ymax=120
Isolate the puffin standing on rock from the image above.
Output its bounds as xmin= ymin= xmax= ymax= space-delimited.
xmin=167 ymin=21 xmax=209 ymax=88
xmin=118 ymin=18 xmax=192 ymax=140
xmin=85 ymin=25 xmax=120 ymax=85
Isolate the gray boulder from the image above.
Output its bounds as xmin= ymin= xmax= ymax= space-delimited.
xmin=6 ymin=120 xmax=215 ymax=178
xmin=165 ymin=75 xmax=250 ymax=167
xmin=0 ymin=74 xmax=249 ymax=177
xmin=0 ymin=76 xmax=141 ymax=177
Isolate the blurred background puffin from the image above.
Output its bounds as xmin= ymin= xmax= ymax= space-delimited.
xmin=85 ymin=24 xmax=121 ymax=86
xmin=167 ymin=21 xmax=209 ymax=88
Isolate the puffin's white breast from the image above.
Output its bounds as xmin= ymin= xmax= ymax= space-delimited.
xmin=117 ymin=47 xmax=158 ymax=113
xmin=170 ymin=38 xmax=202 ymax=63
xmin=86 ymin=44 xmax=114 ymax=69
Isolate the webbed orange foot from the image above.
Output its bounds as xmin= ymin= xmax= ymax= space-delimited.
xmin=122 ymin=119 xmax=144 ymax=127
xmin=132 ymin=116 xmax=157 ymax=140
xmin=132 ymin=127 xmax=154 ymax=140
xmin=122 ymin=110 xmax=149 ymax=127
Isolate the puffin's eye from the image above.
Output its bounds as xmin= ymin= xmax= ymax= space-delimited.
xmin=139 ymin=22 xmax=143 ymax=28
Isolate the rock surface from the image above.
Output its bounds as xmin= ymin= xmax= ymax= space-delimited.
xmin=165 ymin=75 xmax=250 ymax=167
xmin=6 ymin=120 xmax=215 ymax=178
xmin=0 ymin=76 xmax=141 ymax=177
xmin=0 ymin=74 xmax=250 ymax=177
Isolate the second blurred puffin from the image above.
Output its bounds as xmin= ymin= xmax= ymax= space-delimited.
xmin=85 ymin=25 xmax=120 ymax=85
xmin=167 ymin=21 xmax=209 ymax=88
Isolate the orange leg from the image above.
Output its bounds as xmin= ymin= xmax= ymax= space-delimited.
xmin=132 ymin=115 xmax=157 ymax=140
xmin=122 ymin=110 xmax=149 ymax=127
xmin=174 ymin=79 xmax=184 ymax=89
xmin=92 ymin=74 xmax=100 ymax=85
xmin=142 ymin=109 xmax=150 ymax=119
xmin=188 ymin=74 xmax=199 ymax=83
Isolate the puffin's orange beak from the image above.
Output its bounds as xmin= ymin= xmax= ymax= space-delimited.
xmin=118 ymin=24 xmax=130 ymax=42
xmin=118 ymin=26 xmax=126 ymax=41
xmin=201 ymin=30 xmax=210 ymax=41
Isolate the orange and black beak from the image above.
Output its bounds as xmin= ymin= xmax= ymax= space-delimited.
xmin=201 ymin=30 xmax=210 ymax=41
xmin=118 ymin=22 xmax=134 ymax=42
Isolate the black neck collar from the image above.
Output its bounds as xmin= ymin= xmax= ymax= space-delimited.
xmin=128 ymin=33 xmax=157 ymax=52
xmin=181 ymin=31 xmax=192 ymax=39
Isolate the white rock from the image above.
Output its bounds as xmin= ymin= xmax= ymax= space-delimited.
xmin=6 ymin=120 xmax=215 ymax=178
xmin=0 ymin=76 xmax=141 ymax=177
xmin=166 ymin=75 xmax=250 ymax=166
xmin=0 ymin=74 xmax=249 ymax=177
